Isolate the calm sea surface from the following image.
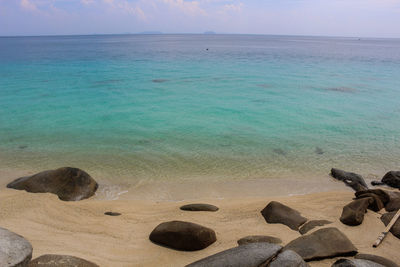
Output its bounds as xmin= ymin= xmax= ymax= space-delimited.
xmin=1 ymin=34 xmax=400 ymax=182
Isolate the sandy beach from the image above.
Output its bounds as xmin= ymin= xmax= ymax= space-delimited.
xmin=1 ymin=168 xmax=399 ymax=266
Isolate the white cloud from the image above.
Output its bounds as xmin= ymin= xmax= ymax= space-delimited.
xmin=161 ymin=0 xmax=206 ymax=16
xmin=20 ymin=0 xmax=38 ymax=11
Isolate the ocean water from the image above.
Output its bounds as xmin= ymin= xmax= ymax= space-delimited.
xmin=1 ymin=34 xmax=400 ymax=183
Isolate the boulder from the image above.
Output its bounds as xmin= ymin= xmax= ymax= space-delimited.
xmin=185 ymin=242 xmax=282 ymax=267
xmin=340 ymin=198 xmax=372 ymax=226
xmin=355 ymin=193 xmax=384 ymax=212
xmin=180 ymin=204 xmax=219 ymax=212
xmin=355 ymin=254 xmax=399 ymax=267
xmin=237 ymin=235 xmax=282 ymax=246
xmin=382 ymin=171 xmax=400 ymax=189
xmin=299 ymin=220 xmax=332 ymax=235
xmin=261 ymin=201 xmax=307 ymax=230
xmin=355 ymin=189 xmax=390 ymax=205
xmin=7 ymin=167 xmax=98 ymax=201
xmin=386 ymin=198 xmax=400 ymax=212
xmin=29 ymin=254 xmax=99 ymax=267
xmin=0 ymin=227 xmax=33 ymax=267
xmin=331 ymin=168 xmax=368 ymax=192
xmin=269 ymin=250 xmax=309 ymax=267
xmin=380 ymin=212 xmax=400 ymax=239
xmin=332 ymin=258 xmax=385 ymax=267
xmin=149 ymin=221 xmax=216 ymax=251
xmin=284 ymin=227 xmax=357 ymax=261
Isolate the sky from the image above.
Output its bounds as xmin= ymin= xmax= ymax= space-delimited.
xmin=1 ymin=0 xmax=400 ymax=37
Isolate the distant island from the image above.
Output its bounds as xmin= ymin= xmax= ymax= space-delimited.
xmin=204 ymin=31 xmax=216 ymax=35
xmin=138 ymin=31 xmax=163 ymax=35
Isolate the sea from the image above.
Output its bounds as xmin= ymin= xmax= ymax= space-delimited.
xmin=1 ymin=34 xmax=400 ymax=189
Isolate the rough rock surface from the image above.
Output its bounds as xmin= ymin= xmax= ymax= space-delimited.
xmin=332 ymin=258 xmax=385 ymax=267
xmin=261 ymin=201 xmax=307 ymax=230
xmin=355 ymin=254 xmax=399 ymax=267
xmin=382 ymin=171 xmax=400 ymax=189
xmin=355 ymin=193 xmax=384 ymax=212
xmin=331 ymin=168 xmax=368 ymax=191
xmin=340 ymin=198 xmax=372 ymax=226
xmin=237 ymin=235 xmax=282 ymax=246
xmin=0 ymin=227 xmax=33 ymax=267
xmin=299 ymin=220 xmax=332 ymax=235
xmin=284 ymin=227 xmax=357 ymax=261
xmin=29 ymin=254 xmax=99 ymax=267
xmin=380 ymin=212 xmax=400 ymax=239
xmin=7 ymin=167 xmax=98 ymax=201
xmin=149 ymin=221 xmax=216 ymax=251
xmin=386 ymin=198 xmax=400 ymax=212
xmin=180 ymin=204 xmax=219 ymax=212
xmin=185 ymin=243 xmax=282 ymax=267
xmin=269 ymin=250 xmax=309 ymax=267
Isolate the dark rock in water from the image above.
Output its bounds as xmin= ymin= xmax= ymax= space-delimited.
xmin=326 ymin=87 xmax=357 ymax=93
xmin=237 ymin=235 xmax=282 ymax=246
xmin=355 ymin=189 xmax=390 ymax=205
xmin=332 ymin=258 xmax=385 ymax=267
xmin=355 ymin=193 xmax=384 ymax=212
xmin=104 ymin=211 xmax=121 ymax=216
xmin=269 ymin=250 xmax=309 ymax=267
xmin=149 ymin=221 xmax=216 ymax=251
xmin=355 ymin=254 xmax=399 ymax=267
xmin=185 ymin=242 xmax=282 ymax=267
xmin=7 ymin=167 xmax=98 ymax=201
xmin=261 ymin=201 xmax=307 ymax=230
xmin=284 ymin=227 xmax=357 ymax=261
xmin=315 ymin=147 xmax=324 ymax=155
xmin=381 ymin=212 xmax=400 ymax=239
xmin=382 ymin=171 xmax=400 ymax=189
xmin=29 ymin=254 xmax=99 ymax=267
xmin=340 ymin=198 xmax=372 ymax=226
xmin=331 ymin=168 xmax=368 ymax=192
xmin=180 ymin=204 xmax=219 ymax=212
xmin=0 ymin=227 xmax=33 ymax=267
xmin=273 ymin=148 xmax=287 ymax=155
xmin=152 ymin=79 xmax=169 ymax=83
xmin=299 ymin=220 xmax=332 ymax=235
xmin=18 ymin=145 xmax=28 ymax=149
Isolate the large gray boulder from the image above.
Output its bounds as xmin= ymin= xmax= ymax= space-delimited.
xmin=332 ymin=258 xmax=385 ymax=267
xmin=380 ymin=212 xmax=400 ymax=239
xmin=382 ymin=171 xmax=400 ymax=189
xmin=355 ymin=254 xmax=399 ymax=267
xmin=185 ymin=243 xmax=282 ymax=267
xmin=340 ymin=198 xmax=372 ymax=226
xmin=299 ymin=220 xmax=332 ymax=235
xmin=284 ymin=227 xmax=357 ymax=261
xmin=28 ymin=254 xmax=99 ymax=267
xmin=0 ymin=227 xmax=33 ymax=267
xmin=149 ymin=221 xmax=216 ymax=251
xmin=261 ymin=201 xmax=307 ymax=230
xmin=331 ymin=168 xmax=368 ymax=191
xmin=180 ymin=204 xmax=219 ymax=212
xmin=7 ymin=167 xmax=98 ymax=201
xmin=237 ymin=235 xmax=282 ymax=246
xmin=269 ymin=250 xmax=309 ymax=267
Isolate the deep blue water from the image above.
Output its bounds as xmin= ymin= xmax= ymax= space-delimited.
xmin=1 ymin=34 xmax=400 ymax=181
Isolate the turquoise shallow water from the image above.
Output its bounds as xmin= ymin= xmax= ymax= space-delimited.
xmin=0 ymin=34 xmax=400 ymax=182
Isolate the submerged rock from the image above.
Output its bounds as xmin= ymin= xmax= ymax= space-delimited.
xmin=152 ymin=79 xmax=169 ymax=83
xmin=382 ymin=171 xmax=400 ymax=189
xmin=261 ymin=201 xmax=307 ymax=230
xmin=380 ymin=212 xmax=400 ymax=239
xmin=284 ymin=227 xmax=357 ymax=261
xmin=315 ymin=147 xmax=324 ymax=155
xmin=299 ymin=220 xmax=332 ymax=235
xmin=180 ymin=204 xmax=219 ymax=212
xmin=355 ymin=254 xmax=399 ymax=267
xmin=0 ymin=227 xmax=33 ymax=267
xmin=29 ymin=254 xmax=99 ymax=267
xmin=237 ymin=235 xmax=282 ymax=246
xmin=331 ymin=168 xmax=368 ymax=192
xmin=340 ymin=198 xmax=372 ymax=226
xmin=149 ymin=221 xmax=216 ymax=251
xmin=185 ymin=242 xmax=282 ymax=267
xmin=7 ymin=167 xmax=98 ymax=201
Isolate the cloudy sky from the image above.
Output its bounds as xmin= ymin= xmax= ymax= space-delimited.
xmin=1 ymin=0 xmax=400 ymax=37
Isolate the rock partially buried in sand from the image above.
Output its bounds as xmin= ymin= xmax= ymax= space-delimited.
xmin=355 ymin=254 xmax=399 ymax=267
xmin=7 ymin=167 xmax=98 ymax=201
xmin=29 ymin=254 xmax=99 ymax=267
xmin=104 ymin=211 xmax=121 ymax=216
xmin=261 ymin=201 xmax=307 ymax=230
xmin=237 ymin=235 xmax=282 ymax=246
xmin=380 ymin=212 xmax=400 ymax=239
xmin=331 ymin=168 xmax=368 ymax=192
xmin=180 ymin=204 xmax=219 ymax=212
xmin=269 ymin=250 xmax=309 ymax=267
xmin=355 ymin=193 xmax=384 ymax=212
xmin=355 ymin=189 xmax=390 ymax=205
xmin=381 ymin=171 xmax=400 ymax=189
xmin=332 ymin=258 xmax=385 ymax=267
xmin=185 ymin=242 xmax=282 ymax=267
xmin=284 ymin=227 xmax=357 ymax=261
xmin=0 ymin=227 xmax=33 ymax=267
xmin=299 ymin=220 xmax=332 ymax=235
xmin=340 ymin=198 xmax=372 ymax=226
xmin=149 ymin=221 xmax=216 ymax=251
